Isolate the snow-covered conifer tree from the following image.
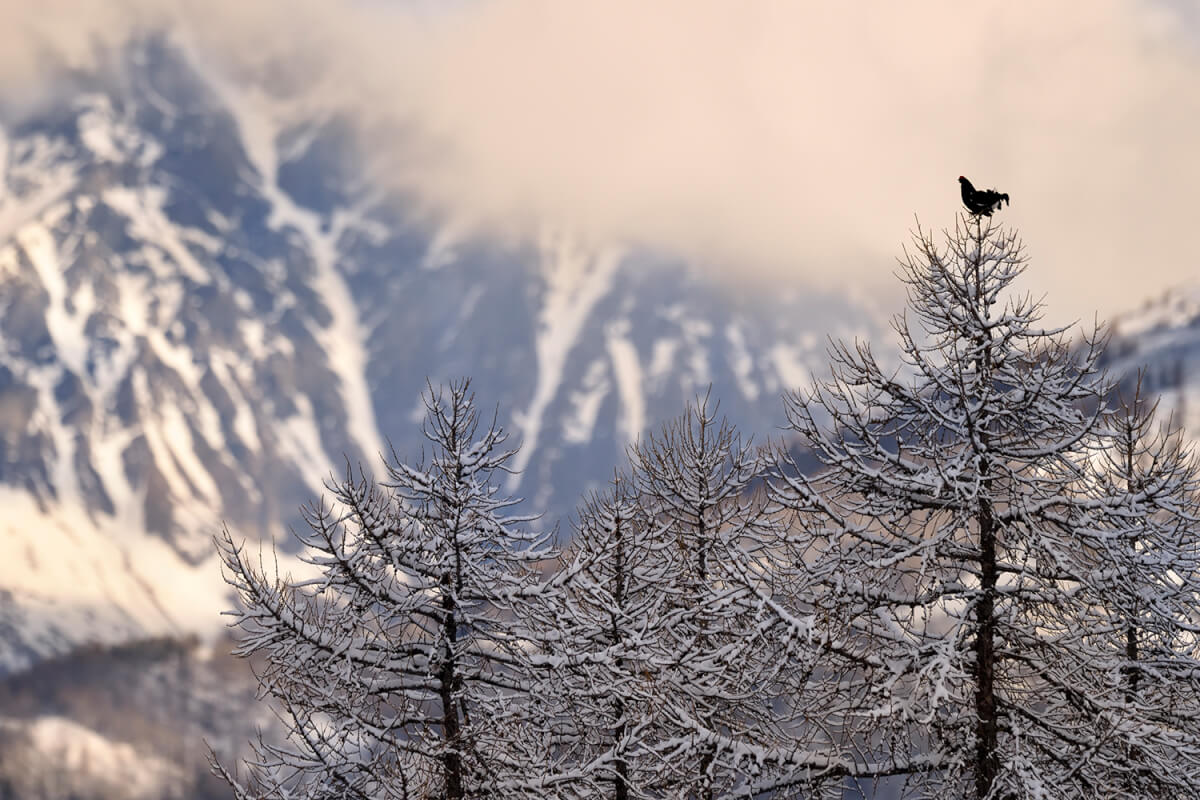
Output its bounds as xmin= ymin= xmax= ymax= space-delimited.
xmin=528 ymin=400 xmax=864 ymax=799
xmin=1049 ymin=378 xmax=1200 ymax=796
xmin=625 ymin=397 xmax=775 ymax=798
xmin=522 ymin=473 xmax=673 ymax=799
xmin=212 ymin=380 xmax=554 ymax=799
xmin=769 ymin=216 xmax=1200 ymax=798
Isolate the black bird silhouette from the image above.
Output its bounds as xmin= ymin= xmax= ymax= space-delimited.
xmin=958 ymin=176 xmax=1009 ymax=216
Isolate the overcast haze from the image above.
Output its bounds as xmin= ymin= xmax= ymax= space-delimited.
xmin=4 ymin=0 xmax=1199 ymax=323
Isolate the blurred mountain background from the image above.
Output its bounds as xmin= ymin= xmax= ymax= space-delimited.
xmin=0 ymin=28 xmax=1197 ymax=800
xmin=0 ymin=36 xmax=884 ymax=797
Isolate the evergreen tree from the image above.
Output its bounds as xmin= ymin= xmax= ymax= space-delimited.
xmin=523 ymin=473 xmax=672 ymax=800
xmin=626 ymin=397 xmax=769 ymax=799
xmin=526 ymin=399 xmax=785 ymax=799
xmin=769 ymin=216 xmax=1200 ymax=798
xmin=1055 ymin=378 xmax=1200 ymax=796
xmin=212 ymin=380 xmax=553 ymax=799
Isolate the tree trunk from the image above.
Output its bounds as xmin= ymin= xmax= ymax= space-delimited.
xmin=613 ymin=700 xmax=629 ymax=800
xmin=440 ymin=579 xmax=465 ymax=800
xmin=1124 ymin=620 xmax=1139 ymax=703
xmin=612 ymin=502 xmax=630 ymax=800
xmin=973 ymin=498 xmax=1000 ymax=800
xmin=1123 ymin=439 xmax=1141 ymax=704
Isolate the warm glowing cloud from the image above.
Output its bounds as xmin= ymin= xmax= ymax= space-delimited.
xmin=2 ymin=0 xmax=1198 ymax=322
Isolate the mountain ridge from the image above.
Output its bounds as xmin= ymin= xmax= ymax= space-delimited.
xmin=0 ymin=37 xmax=877 ymax=674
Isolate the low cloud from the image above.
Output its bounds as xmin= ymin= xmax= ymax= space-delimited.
xmin=3 ymin=0 xmax=1199 ymax=322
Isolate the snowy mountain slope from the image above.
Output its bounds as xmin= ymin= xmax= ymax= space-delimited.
xmin=0 ymin=37 xmax=879 ymax=673
xmin=0 ymin=715 xmax=185 ymax=799
xmin=0 ymin=636 xmax=270 ymax=799
xmin=1101 ymin=284 xmax=1200 ymax=434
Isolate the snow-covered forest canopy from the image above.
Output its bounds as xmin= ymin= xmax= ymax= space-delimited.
xmin=214 ymin=217 xmax=1200 ymax=799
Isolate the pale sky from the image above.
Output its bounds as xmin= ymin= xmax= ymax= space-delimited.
xmin=4 ymin=0 xmax=1199 ymax=324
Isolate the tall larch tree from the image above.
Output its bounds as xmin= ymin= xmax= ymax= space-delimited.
xmin=769 ymin=215 xmax=1200 ymax=798
xmin=521 ymin=473 xmax=675 ymax=800
xmin=212 ymin=380 xmax=555 ymax=799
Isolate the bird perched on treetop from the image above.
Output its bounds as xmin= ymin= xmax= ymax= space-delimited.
xmin=958 ymin=176 xmax=1009 ymax=216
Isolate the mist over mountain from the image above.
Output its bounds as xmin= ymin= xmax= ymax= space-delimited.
xmin=0 ymin=36 xmax=883 ymax=675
